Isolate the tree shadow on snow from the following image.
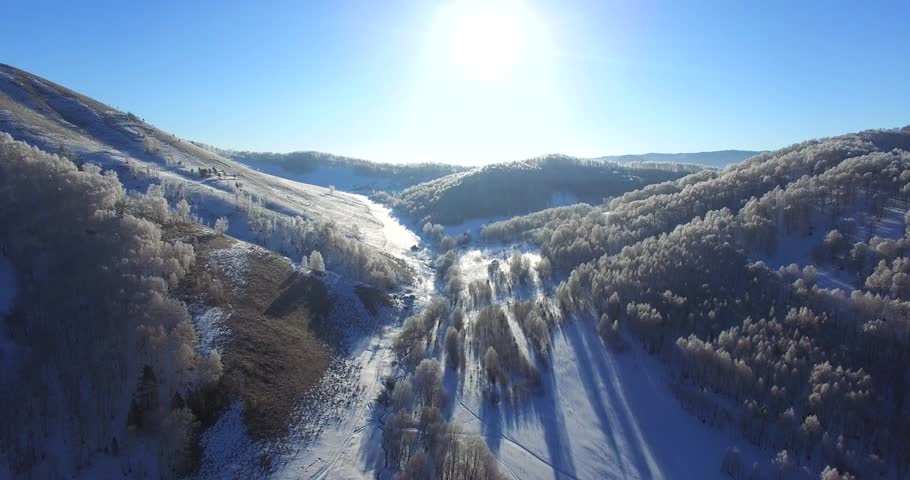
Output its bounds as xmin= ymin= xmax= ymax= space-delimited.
xmin=561 ymin=319 xmax=667 ymax=480
xmin=480 ymin=359 xmax=579 ymax=479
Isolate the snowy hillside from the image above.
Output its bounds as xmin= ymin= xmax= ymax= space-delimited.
xmin=0 ymin=65 xmax=428 ymax=479
xmin=3 ymin=60 xmax=908 ymax=480
xmin=0 ymin=64 xmax=402 ymax=284
xmin=380 ymin=155 xmax=694 ymax=226
xmin=228 ymin=150 xmax=467 ymax=194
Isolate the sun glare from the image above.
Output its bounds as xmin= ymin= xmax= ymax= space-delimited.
xmin=450 ymin=4 xmax=525 ymax=81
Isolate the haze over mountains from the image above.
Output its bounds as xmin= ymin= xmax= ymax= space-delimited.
xmin=1 ymin=62 xmax=909 ymax=480
xmin=596 ymin=150 xmax=764 ymax=169
xmin=223 ymin=147 xmax=759 ymax=228
xmin=223 ymin=147 xmax=758 ymax=195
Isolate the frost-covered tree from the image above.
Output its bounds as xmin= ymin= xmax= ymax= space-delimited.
xmin=0 ymin=134 xmax=219 ymax=476
xmin=309 ymin=250 xmax=326 ymax=273
xmin=536 ymin=256 xmax=552 ymax=280
xmin=820 ymin=465 xmax=855 ymax=480
xmin=300 ymin=254 xmax=310 ymax=271
xmin=451 ymin=309 xmax=464 ymax=331
xmin=414 ymin=358 xmax=444 ymax=408
xmin=214 ymin=216 xmax=229 ymax=234
xmin=175 ymin=198 xmax=191 ymax=220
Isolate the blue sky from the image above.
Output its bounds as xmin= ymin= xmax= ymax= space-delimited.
xmin=3 ymin=0 xmax=909 ymax=164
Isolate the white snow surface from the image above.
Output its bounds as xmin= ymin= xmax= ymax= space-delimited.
xmin=270 ymin=199 xmax=435 ymax=479
xmin=454 ymin=320 xmax=761 ymax=480
xmin=242 ymin=161 xmax=405 ymax=194
xmin=349 ymin=192 xmax=420 ymax=253
xmin=204 ymin=242 xmax=257 ymax=292
xmin=196 ymin=403 xmax=259 ymax=478
xmin=190 ymin=304 xmax=231 ymax=354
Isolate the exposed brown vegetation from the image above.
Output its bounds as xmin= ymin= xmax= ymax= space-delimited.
xmin=171 ymin=223 xmax=333 ymax=439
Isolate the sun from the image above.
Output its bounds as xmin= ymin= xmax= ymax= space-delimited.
xmin=450 ymin=4 xmax=525 ymax=81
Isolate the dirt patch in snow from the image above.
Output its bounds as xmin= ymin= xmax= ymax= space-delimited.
xmin=166 ymin=223 xmax=335 ymax=440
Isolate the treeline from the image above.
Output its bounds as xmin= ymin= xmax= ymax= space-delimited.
xmin=546 ymin=127 xmax=910 ymax=478
xmin=383 ymin=154 xmax=690 ymax=225
xmin=227 ymin=150 xmax=465 ymax=188
xmin=483 ymin=128 xmax=910 ymax=271
xmin=623 ymin=161 xmax=708 ymax=173
xmin=598 ymin=149 xmax=763 ymax=169
xmin=0 ymin=134 xmax=222 ymax=477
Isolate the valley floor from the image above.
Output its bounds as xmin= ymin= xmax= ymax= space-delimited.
xmin=189 ymin=187 xmax=761 ymax=479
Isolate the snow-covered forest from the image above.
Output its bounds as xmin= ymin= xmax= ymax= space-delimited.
xmin=0 ymin=133 xmax=222 ymax=477
xmin=376 ymin=154 xmax=696 ymax=226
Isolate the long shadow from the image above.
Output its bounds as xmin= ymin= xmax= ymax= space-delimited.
xmin=561 ymin=321 xmax=634 ymax=478
xmin=569 ymin=320 xmax=666 ymax=480
xmin=479 ymin=390 xmax=503 ymax=456
xmin=482 ymin=358 xmax=578 ymax=479
xmin=442 ymin=364 xmax=462 ymax=419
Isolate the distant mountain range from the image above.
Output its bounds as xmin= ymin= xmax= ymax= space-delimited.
xmin=594 ymin=150 xmax=764 ymax=168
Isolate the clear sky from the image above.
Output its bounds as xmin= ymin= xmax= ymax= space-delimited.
xmin=3 ymin=0 xmax=909 ymax=164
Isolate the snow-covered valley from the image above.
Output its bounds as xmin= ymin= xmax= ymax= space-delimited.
xmin=180 ymin=183 xmax=762 ymax=479
xmin=191 ymin=192 xmax=436 ymax=479
xmin=3 ymin=61 xmax=909 ymax=480
xmin=171 ymin=182 xmax=761 ymax=479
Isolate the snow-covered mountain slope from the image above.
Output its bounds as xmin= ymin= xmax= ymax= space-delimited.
xmin=0 ymin=64 xmax=391 ymax=259
xmin=0 ymin=65 xmax=435 ymax=478
xmin=228 ymin=150 xmax=467 ymax=194
xmin=383 ymin=155 xmax=694 ymax=226
xmin=191 ymin=194 xmax=432 ymax=479
xmin=750 ymin=199 xmax=909 ymax=291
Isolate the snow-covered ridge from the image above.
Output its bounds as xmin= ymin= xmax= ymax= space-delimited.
xmin=0 ymin=65 xmax=380 ymax=246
